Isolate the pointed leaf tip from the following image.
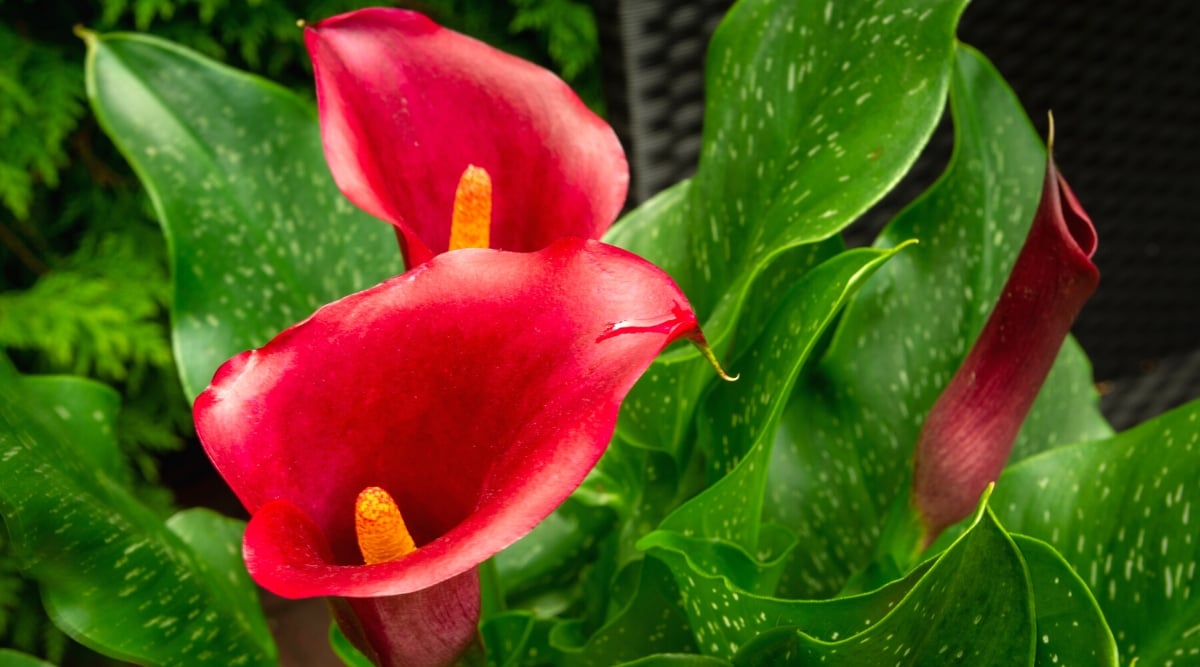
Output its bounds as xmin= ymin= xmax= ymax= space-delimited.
xmin=73 ymin=24 xmax=95 ymax=45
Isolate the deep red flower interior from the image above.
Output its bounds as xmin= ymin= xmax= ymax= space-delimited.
xmin=195 ymin=239 xmax=699 ymax=598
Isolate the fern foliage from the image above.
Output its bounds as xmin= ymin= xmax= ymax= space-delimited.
xmin=511 ymin=0 xmax=598 ymax=80
xmin=0 ymin=23 xmax=85 ymax=221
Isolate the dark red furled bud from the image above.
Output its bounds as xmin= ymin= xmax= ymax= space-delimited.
xmin=913 ymin=133 xmax=1099 ymax=543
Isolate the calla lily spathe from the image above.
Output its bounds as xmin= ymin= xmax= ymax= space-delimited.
xmin=195 ymin=8 xmax=704 ymax=667
xmin=196 ymin=240 xmax=702 ymax=665
xmin=305 ymin=8 xmax=628 ymax=268
xmin=912 ymin=146 xmax=1100 ymax=543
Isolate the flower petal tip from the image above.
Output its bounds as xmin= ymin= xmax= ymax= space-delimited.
xmin=690 ymin=333 xmax=739 ymax=382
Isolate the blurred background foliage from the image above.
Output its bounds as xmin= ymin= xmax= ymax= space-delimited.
xmin=0 ymin=0 xmax=601 ymax=661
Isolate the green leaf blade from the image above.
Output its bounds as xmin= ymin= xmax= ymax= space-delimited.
xmin=83 ymin=31 xmax=404 ymax=400
xmin=995 ymin=402 xmax=1200 ymax=664
xmin=1011 ymin=535 xmax=1118 ymax=667
xmin=765 ymin=44 xmax=1112 ymax=598
xmin=607 ymin=0 xmax=970 ymax=459
xmin=646 ymin=503 xmax=1035 ymax=664
xmin=0 ymin=360 xmax=276 ymax=665
xmin=663 ymin=246 xmax=905 ymax=555
xmin=612 ymin=0 xmax=969 ymax=322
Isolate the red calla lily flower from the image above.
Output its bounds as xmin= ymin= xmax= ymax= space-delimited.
xmin=305 ymin=8 xmax=628 ymax=268
xmin=912 ymin=145 xmax=1100 ymax=543
xmin=196 ymin=10 xmax=708 ymax=665
xmin=196 ymin=240 xmax=704 ymax=666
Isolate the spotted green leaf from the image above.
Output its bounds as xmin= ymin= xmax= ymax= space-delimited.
xmin=82 ymin=31 xmax=404 ymax=401
xmin=494 ymin=496 xmax=615 ymax=609
xmin=617 ymin=656 xmax=732 ymax=667
xmin=574 ymin=247 xmax=899 ymax=664
xmin=483 ymin=431 xmax=704 ymax=666
xmin=994 ymin=401 xmax=1200 ymax=665
xmin=661 ymin=246 xmax=904 ymax=557
xmin=649 ymin=501 xmax=1036 ymax=663
xmin=1013 ymin=535 xmax=1118 ymax=666
xmin=480 ymin=612 xmax=544 ymax=667
xmin=650 ymin=497 xmax=1113 ymax=666
xmin=0 ymin=359 xmax=276 ymax=665
xmin=605 ymin=0 xmax=970 ymax=457
xmin=764 ymin=44 xmax=1113 ymax=599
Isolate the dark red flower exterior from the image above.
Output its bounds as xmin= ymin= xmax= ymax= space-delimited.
xmin=912 ymin=151 xmax=1100 ymax=542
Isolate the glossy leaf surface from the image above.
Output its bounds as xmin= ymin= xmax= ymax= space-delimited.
xmin=655 ymin=504 xmax=1034 ymax=663
xmin=606 ymin=0 xmax=971 ymax=458
xmin=995 ymin=401 xmax=1200 ymax=664
xmin=765 ymin=45 xmax=1112 ymax=598
xmin=0 ymin=359 xmax=276 ymax=665
xmin=83 ymin=31 xmax=403 ymax=400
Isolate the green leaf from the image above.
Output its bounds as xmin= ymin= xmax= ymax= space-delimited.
xmin=1011 ymin=535 xmax=1118 ymax=666
xmin=15 ymin=376 xmax=124 ymax=486
xmin=611 ymin=0 xmax=968 ymax=315
xmin=639 ymin=528 xmax=796 ymax=603
xmin=0 ymin=648 xmax=57 ymax=667
xmin=764 ymin=44 xmax=1112 ymax=598
xmin=480 ymin=612 xmax=532 ymax=667
xmin=494 ymin=496 xmax=615 ymax=610
xmin=483 ymin=558 xmax=702 ymax=667
xmin=643 ymin=500 xmax=1114 ymax=665
xmin=0 ymin=359 xmax=276 ymax=665
xmin=994 ymin=401 xmax=1200 ymax=665
xmin=606 ymin=0 xmax=969 ymax=457
xmin=616 ymin=655 xmax=732 ymax=667
xmin=330 ymin=623 xmax=374 ymax=667
xmin=662 ymin=246 xmax=904 ymax=556
xmin=83 ymin=30 xmax=404 ymax=400
xmin=612 ymin=237 xmax=838 ymax=463
xmin=163 ymin=509 xmax=273 ymax=652
xmin=647 ymin=501 xmax=1035 ymax=664
xmin=552 ymin=558 xmax=699 ymax=666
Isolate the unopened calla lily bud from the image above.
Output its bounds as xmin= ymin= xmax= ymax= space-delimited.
xmin=912 ymin=132 xmax=1099 ymax=544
